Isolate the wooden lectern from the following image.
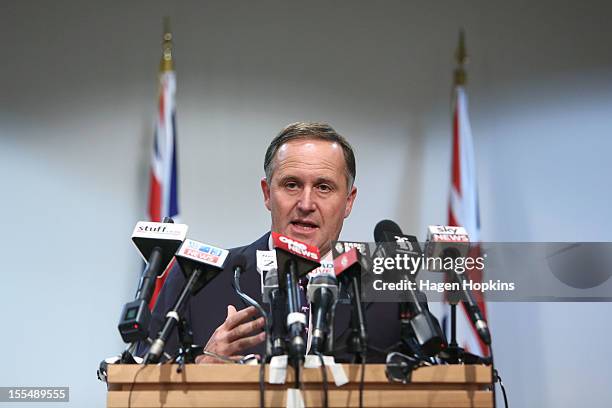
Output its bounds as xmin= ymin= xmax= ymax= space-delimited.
xmin=106 ymin=364 xmax=493 ymax=408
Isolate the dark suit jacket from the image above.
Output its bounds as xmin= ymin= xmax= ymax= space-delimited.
xmin=139 ymin=232 xmax=401 ymax=362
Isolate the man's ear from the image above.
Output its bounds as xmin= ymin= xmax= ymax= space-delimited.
xmin=261 ymin=177 xmax=272 ymax=211
xmin=344 ymin=185 xmax=357 ymax=218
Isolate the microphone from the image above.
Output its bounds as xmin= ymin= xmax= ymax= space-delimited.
xmin=232 ymin=254 xmax=271 ymax=358
xmin=257 ymin=250 xmax=287 ymax=356
xmin=373 ymin=219 xmax=421 ymax=263
xmin=272 ymin=232 xmax=320 ymax=362
xmin=257 ymin=250 xmax=278 ymax=304
xmin=373 ymin=220 xmax=447 ymax=357
xmin=174 ymin=239 xmax=229 ymax=293
xmin=424 ymin=225 xmax=470 ymax=263
xmin=333 ymin=248 xmax=368 ymax=357
xmin=144 ymin=239 xmax=228 ymax=364
xmin=266 ymin=271 xmax=288 ymax=356
xmin=307 ymin=274 xmax=338 ymax=354
xmin=118 ymin=219 xmax=188 ymax=344
xmin=272 ymin=233 xmax=320 ymax=278
xmin=425 ymin=225 xmax=491 ymax=346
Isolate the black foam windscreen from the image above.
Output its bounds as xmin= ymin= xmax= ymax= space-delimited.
xmin=374 ymin=219 xmax=402 ymax=242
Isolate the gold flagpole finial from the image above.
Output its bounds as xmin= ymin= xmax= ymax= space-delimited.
xmin=160 ymin=16 xmax=174 ymax=72
xmin=454 ymin=29 xmax=467 ymax=86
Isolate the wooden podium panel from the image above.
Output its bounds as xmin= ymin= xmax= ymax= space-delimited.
xmin=106 ymin=364 xmax=493 ymax=408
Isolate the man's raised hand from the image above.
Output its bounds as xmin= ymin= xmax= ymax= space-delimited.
xmin=195 ymin=305 xmax=265 ymax=363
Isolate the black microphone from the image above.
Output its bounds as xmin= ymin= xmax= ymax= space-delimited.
xmin=118 ymin=219 xmax=188 ymax=344
xmin=425 ymin=225 xmax=491 ymax=346
xmin=263 ymin=268 xmax=288 ymax=356
xmin=232 ymin=254 xmax=270 ymax=355
xmin=373 ymin=220 xmax=447 ymax=357
xmin=256 ymin=250 xmax=288 ymax=357
xmin=144 ymin=238 xmax=228 ymax=364
xmin=132 ymin=218 xmax=185 ymax=300
xmin=307 ymin=274 xmax=338 ymax=354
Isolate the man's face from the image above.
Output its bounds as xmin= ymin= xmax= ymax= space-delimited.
xmin=261 ymin=139 xmax=357 ymax=255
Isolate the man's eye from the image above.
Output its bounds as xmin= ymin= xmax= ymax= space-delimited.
xmin=317 ymin=184 xmax=332 ymax=193
xmin=285 ymin=181 xmax=299 ymax=190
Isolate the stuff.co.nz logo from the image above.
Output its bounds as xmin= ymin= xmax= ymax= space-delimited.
xmin=137 ymin=224 xmax=183 ymax=236
xmin=139 ymin=224 xmax=168 ymax=232
xmin=279 ymin=236 xmax=318 ymax=260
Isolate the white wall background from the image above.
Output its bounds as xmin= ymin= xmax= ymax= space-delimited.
xmin=1 ymin=1 xmax=611 ymax=406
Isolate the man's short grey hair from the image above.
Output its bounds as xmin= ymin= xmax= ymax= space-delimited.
xmin=264 ymin=122 xmax=356 ymax=189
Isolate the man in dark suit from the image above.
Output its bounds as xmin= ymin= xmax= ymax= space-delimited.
xmin=144 ymin=122 xmax=359 ymax=362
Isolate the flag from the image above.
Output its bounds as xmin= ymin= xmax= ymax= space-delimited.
xmin=147 ymin=23 xmax=179 ymax=310
xmin=443 ymin=31 xmax=489 ymax=357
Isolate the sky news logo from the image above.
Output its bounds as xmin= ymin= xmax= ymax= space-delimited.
xmin=428 ymin=225 xmax=469 ymax=242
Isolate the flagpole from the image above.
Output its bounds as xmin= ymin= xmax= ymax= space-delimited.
xmin=446 ymin=29 xmax=491 ymax=365
xmin=160 ymin=17 xmax=174 ymax=73
xmin=454 ymin=29 xmax=467 ymax=87
xmin=148 ymin=17 xmax=180 ymax=309
xmin=449 ymin=30 xmax=499 ymax=407
xmin=444 ymin=29 xmax=469 ymax=365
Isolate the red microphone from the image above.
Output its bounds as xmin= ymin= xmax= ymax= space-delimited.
xmin=271 ymin=232 xmax=321 ymax=363
xmin=333 ymin=247 xmax=361 ymax=278
xmin=272 ymin=232 xmax=321 ymax=279
xmin=333 ymin=248 xmax=368 ymax=358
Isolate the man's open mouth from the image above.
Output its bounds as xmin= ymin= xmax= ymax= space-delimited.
xmin=290 ymin=220 xmax=319 ymax=230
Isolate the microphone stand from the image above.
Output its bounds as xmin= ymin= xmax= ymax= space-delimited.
xmin=285 ymin=259 xmax=305 ymax=389
xmin=438 ymin=291 xmax=489 ymax=365
xmin=174 ymin=318 xmax=203 ymax=372
xmin=444 ymin=299 xmax=462 ymax=364
xmin=436 ymin=249 xmax=491 ymax=365
xmin=233 ymin=266 xmax=269 ymax=408
xmin=144 ymin=268 xmax=203 ymax=364
xmin=119 ymin=344 xmax=139 ymax=364
xmin=349 ymin=274 xmax=367 ymax=408
xmin=346 ymin=275 xmax=368 ymax=363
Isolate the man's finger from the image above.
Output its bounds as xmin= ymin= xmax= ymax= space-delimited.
xmin=228 ymin=331 xmax=266 ymax=354
xmin=195 ymin=354 xmax=220 ymax=364
xmin=195 ymin=354 xmax=244 ymax=364
xmin=226 ymin=317 xmax=265 ymax=343
xmin=224 ymin=306 xmax=260 ymax=329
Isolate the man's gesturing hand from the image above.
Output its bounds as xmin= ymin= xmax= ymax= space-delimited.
xmin=196 ymin=305 xmax=265 ymax=364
